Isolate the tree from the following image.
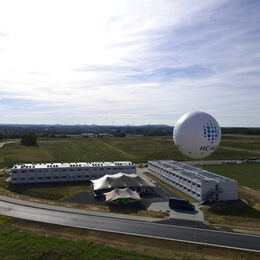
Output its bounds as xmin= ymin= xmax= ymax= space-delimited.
xmin=21 ymin=132 xmax=37 ymax=146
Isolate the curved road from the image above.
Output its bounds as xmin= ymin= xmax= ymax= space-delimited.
xmin=0 ymin=196 xmax=259 ymax=252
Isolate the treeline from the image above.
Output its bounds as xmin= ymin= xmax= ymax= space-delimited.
xmin=1 ymin=125 xmax=260 ymax=139
xmin=221 ymin=128 xmax=260 ymax=135
xmin=0 ymin=124 xmax=173 ymax=137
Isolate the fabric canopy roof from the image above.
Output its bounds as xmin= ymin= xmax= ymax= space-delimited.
xmin=91 ymin=172 xmax=154 ymax=191
xmin=104 ymin=187 xmax=141 ymax=202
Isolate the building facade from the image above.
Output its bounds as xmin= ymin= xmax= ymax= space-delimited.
xmin=10 ymin=161 xmax=136 ymax=184
xmin=148 ymin=160 xmax=237 ymax=202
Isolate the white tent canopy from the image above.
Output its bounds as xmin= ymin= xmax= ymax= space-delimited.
xmin=104 ymin=188 xmax=141 ymax=202
xmin=91 ymin=172 xmax=154 ymax=191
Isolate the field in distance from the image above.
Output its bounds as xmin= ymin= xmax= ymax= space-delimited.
xmin=0 ymin=135 xmax=259 ymax=168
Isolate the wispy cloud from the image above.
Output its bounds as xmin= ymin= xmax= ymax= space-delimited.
xmin=0 ymin=0 xmax=259 ymax=126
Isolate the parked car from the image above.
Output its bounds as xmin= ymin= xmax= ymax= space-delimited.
xmin=169 ymin=198 xmax=195 ymax=211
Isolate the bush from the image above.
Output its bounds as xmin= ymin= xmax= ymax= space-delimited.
xmin=21 ymin=132 xmax=37 ymax=146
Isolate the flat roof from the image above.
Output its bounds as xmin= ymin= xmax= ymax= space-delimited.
xmin=149 ymin=160 xmax=236 ymax=183
xmin=12 ymin=161 xmax=135 ymax=170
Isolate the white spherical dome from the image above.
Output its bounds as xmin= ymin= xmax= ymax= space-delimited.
xmin=173 ymin=111 xmax=221 ymax=159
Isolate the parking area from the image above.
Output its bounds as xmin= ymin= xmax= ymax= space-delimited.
xmin=64 ymin=168 xmax=204 ymax=222
xmin=136 ymin=168 xmax=204 ymax=222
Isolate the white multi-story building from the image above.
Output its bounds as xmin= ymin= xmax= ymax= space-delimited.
xmin=10 ymin=161 xmax=136 ymax=184
xmin=148 ymin=160 xmax=237 ymax=202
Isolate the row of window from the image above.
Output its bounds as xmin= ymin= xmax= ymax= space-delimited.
xmin=169 ymin=180 xmax=201 ymax=197
xmin=13 ymin=167 xmax=135 ymax=174
xmin=15 ymin=162 xmax=134 ymax=169
xmin=12 ymin=175 xmax=98 ymax=181
xmin=150 ymin=166 xmax=201 ymax=187
xmin=149 ymin=169 xmax=201 ymax=197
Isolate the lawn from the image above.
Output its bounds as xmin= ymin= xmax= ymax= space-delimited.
xmin=220 ymin=134 xmax=260 ymax=151
xmin=202 ymin=163 xmax=260 ymax=191
xmin=0 ymin=138 xmax=133 ymax=168
xmin=0 ymin=224 xmax=164 ymax=260
xmin=1 ymin=136 xmax=259 ymax=168
xmin=8 ymin=182 xmax=91 ymax=201
xmin=100 ymin=137 xmax=258 ymax=161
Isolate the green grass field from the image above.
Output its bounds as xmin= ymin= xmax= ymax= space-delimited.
xmin=202 ymin=164 xmax=260 ymax=191
xmin=1 ymin=136 xmax=259 ymax=168
xmin=8 ymin=182 xmax=91 ymax=201
xmin=0 ymin=225 xmax=164 ymax=260
xmin=221 ymin=134 xmax=260 ymax=151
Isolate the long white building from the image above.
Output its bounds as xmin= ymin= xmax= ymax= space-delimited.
xmin=10 ymin=161 xmax=136 ymax=184
xmin=148 ymin=160 xmax=237 ymax=202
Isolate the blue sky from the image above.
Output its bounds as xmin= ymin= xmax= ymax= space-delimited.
xmin=0 ymin=0 xmax=260 ymax=126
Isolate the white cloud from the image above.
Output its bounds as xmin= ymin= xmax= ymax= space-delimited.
xmin=0 ymin=0 xmax=259 ymax=126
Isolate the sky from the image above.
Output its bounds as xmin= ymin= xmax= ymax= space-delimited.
xmin=0 ymin=0 xmax=260 ymax=127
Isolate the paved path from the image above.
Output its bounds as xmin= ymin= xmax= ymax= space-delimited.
xmin=219 ymin=146 xmax=260 ymax=154
xmin=97 ymin=139 xmax=137 ymax=158
xmin=0 ymin=141 xmax=17 ymax=148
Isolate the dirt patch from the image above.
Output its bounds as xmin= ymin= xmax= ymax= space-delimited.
xmin=202 ymin=188 xmax=260 ymax=234
xmin=239 ymin=186 xmax=260 ymax=211
xmin=203 ymin=211 xmax=260 ymax=234
xmin=6 ymin=218 xmax=260 ymax=260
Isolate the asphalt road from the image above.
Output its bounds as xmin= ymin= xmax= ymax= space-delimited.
xmin=0 ymin=196 xmax=260 ymax=252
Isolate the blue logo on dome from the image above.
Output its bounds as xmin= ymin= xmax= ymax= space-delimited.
xmin=203 ymin=120 xmax=219 ymax=143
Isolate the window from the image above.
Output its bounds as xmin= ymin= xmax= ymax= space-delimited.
xmin=21 ymin=170 xmax=26 ymax=173
xmin=62 ymin=176 xmax=67 ymax=179
xmin=37 ymin=177 xmax=43 ymax=180
xmin=21 ymin=178 xmax=26 ymax=181
xmin=54 ymin=176 xmax=59 ymax=179
xmin=13 ymin=170 xmax=18 ymax=173
xmin=77 ymin=169 xmax=81 ymax=171
xmin=46 ymin=177 xmax=51 ymax=179
xmin=29 ymin=177 xmax=35 ymax=180
xmin=13 ymin=178 xmax=17 ymax=181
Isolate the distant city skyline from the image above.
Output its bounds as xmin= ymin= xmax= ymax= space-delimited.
xmin=0 ymin=0 xmax=260 ymax=127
